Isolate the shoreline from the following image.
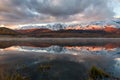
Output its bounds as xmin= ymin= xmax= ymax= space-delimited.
xmin=0 ymin=37 xmax=120 ymax=42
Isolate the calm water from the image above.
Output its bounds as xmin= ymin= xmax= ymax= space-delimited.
xmin=0 ymin=39 xmax=120 ymax=80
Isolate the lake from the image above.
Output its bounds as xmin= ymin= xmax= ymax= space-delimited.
xmin=0 ymin=38 xmax=120 ymax=80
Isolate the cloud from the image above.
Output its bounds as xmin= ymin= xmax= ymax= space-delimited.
xmin=0 ymin=0 xmax=119 ymax=25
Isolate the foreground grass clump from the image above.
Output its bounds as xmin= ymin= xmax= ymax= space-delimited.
xmin=89 ymin=66 xmax=110 ymax=80
xmin=0 ymin=72 xmax=29 ymax=80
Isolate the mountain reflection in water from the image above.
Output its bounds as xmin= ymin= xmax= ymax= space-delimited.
xmin=1 ymin=44 xmax=120 ymax=56
xmin=0 ymin=40 xmax=120 ymax=80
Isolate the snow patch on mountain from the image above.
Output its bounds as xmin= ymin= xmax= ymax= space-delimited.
xmin=18 ymin=23 xmax=67 ymax=30
xmin=18 ymin=19 xmax=120 ymax=30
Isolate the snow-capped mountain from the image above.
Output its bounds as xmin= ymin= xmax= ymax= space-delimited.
xmin=18 ymin=23 xmax=67 ymax=30
xmin=18 ymin=19 xmax=120 ymax=30
xmin=67 ymin=19 xmax=120 ymax=30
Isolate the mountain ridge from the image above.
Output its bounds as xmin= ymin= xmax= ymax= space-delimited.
xmin=0 ymin=27 xmax=20 ymax=35
xmin=17 ymin=19 xmax=120 ymax=30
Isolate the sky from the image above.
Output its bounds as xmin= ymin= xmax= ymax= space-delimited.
xmin=0 ymin=0 xmax=120 ymax=28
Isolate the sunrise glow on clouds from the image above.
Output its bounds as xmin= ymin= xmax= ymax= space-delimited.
xmin=0 ymin=0 xmax=120 ymax=28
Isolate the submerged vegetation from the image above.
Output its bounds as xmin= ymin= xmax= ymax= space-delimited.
xmin=89 ymin=66 xmax=110 ymax=80
xmin=88 ymin=66 xmax=120 ymax=80
xmin=0 ymin=63 xmax=120 ymax=80
xmin=0 ymin=71 xmax=29 ymax=80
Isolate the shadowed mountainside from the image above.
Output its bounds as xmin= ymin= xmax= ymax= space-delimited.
xmin=0 ymin=27 xmax=20 ymax=35
xmin=26 ymin=29 xmax=120 ymax=38
xmin=0 ymin=27 xmax=120 ymax=37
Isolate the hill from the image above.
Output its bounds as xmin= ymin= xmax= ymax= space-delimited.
xmin=0 ymin=26 xmax=119 ymax=38
xmin=0 ymin=27 xmax=20 ymax=35
xmin=16 ymin=28 xmax=38 ymax=34
xmin=16 ymin=28 xmax=52 ymax=34
xmin=25 ymin=29 xmax=120 ymax=38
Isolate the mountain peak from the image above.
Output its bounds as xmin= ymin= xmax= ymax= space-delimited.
xmin=18 ymin=19 xmax=120 ymax=30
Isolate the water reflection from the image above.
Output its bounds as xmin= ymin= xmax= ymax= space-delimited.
xmin=0 ymin=40 xmax=120 ymax=79
xmin=1 ymin=45 xmax=120 ymax=56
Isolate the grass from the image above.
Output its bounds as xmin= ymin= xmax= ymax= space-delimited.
xmin=88 ymin=66 xmax=110 ymax=80
xmin=0 ymin=64 xmax=119 ymax=80
xmin=0 ymin=69 xmax=29 ymax=80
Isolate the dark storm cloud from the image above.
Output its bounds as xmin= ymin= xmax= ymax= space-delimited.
xmin=11 ymin=0 xmax=114 ymax=16
xmin=0 ymin=0 xmax=117 ymax=25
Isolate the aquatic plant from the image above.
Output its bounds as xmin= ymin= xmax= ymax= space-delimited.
xmin=0 ymin=69 xmax=29 ymax=80
xmin=89 ymin=66 xmax=110 ymax=80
